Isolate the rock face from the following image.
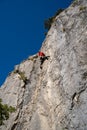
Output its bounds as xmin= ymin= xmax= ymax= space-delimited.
xmin=0 ymin=0 xmax=87 ymax=129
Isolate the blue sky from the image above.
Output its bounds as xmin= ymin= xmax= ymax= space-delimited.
xmin=0 ymin=0 xmax=73 ymax=86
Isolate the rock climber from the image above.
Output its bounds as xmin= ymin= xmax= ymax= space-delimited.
xmin=38 ymin=51 xmax=50 ymax=69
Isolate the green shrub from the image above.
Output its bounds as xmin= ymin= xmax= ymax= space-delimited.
xmin=8 ymin=106 xmax=16 ymax=113
xmin=18 ymin=71 xmax=28 ymax=83
xmin=79 ymin=6 xmax=86 ymax=11
xmin=55 ymin=8 xmax=64 ymax=16
xmin=44 ymin=17 xmax=54 ymax=30
xmin=13 ymin=69 xmax=28 ymax=84
xmin=44 ymin=8 xmax=64 ymax=31
xmin=72 ymin=0 xmax=78 ymax=6
xmin=0 ymin=99 xmax=16 ymax=126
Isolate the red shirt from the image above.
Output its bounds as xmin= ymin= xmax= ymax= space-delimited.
xmin=38 ymin=52 xmax=45 ymax=57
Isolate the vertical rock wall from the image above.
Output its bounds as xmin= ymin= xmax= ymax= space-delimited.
xmin=0 ymin=0 xmax=87 ymax=130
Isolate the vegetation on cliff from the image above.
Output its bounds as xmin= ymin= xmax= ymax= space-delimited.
xmin=0 ymin=98 xmax=16 ymax=126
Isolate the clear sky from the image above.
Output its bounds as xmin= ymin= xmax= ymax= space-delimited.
xmin=0 ymin=0 xmax=73 ymax=86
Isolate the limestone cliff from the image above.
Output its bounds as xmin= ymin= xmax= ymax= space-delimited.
xmin=0 ymin=0 xmax=87 ymax=129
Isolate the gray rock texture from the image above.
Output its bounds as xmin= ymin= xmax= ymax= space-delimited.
xmin=0 ymin=0 xmax=87 ymax=129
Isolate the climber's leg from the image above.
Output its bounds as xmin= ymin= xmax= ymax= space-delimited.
xmin=40 ymin=57 xmax=45 ymax=69
xmin=40 ymin=56 xmax=50 ymax=69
